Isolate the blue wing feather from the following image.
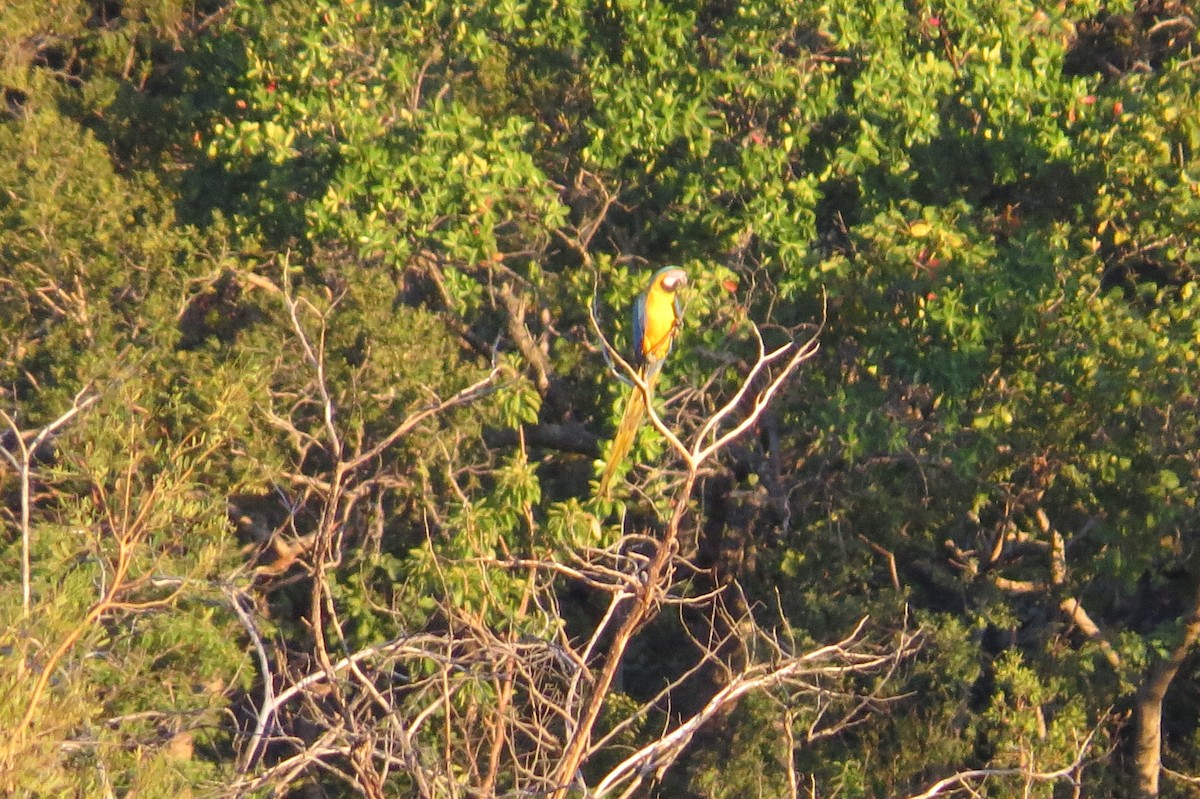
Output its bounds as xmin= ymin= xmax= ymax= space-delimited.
xmin=632 ymin=292 xmax=647 ymax=367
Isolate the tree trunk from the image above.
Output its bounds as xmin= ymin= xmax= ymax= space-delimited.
xmin=1132 ymin=583 xmax=1200 ymax=797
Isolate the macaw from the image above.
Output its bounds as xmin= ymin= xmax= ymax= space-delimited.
xmin=597 ymin=266 xmax=688 ymax=498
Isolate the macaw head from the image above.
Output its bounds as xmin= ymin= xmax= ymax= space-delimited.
xmin=650 ymin=267 xmax=688 ymax=295
xmin=635 ymin=267 xmax=689 ymax=367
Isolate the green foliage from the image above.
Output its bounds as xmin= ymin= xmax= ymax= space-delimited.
xmin=0 ymin=385 xmax=248 ymax=791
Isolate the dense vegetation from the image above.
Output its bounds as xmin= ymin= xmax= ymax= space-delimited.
xmin=1 ymin=0 xmax=1197 ymax=796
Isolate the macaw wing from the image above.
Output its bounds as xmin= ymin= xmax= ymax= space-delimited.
xmin=632 ymin=291 xmax=648 ymax=367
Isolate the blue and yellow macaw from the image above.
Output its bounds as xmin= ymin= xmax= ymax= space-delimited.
xmin=598 ymin=266 xmax=688 ymax=498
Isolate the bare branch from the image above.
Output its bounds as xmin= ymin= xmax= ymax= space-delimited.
xmin=0 ymin=386 xmax=97 ymax=616
xmin=226 ymin=586 xmax=278 ymax=773
xmin=280 ymin=259 xmax=343 ymax=462
xmin=498 ymin=282 xmax=553 ymax=395
xmin=594 ymin=616 xmax=917 ymax=797
xmin=901 ymin=722 xmax=1099 ymax=799
xmin=343 ymin=367 xmax=499 ymax=474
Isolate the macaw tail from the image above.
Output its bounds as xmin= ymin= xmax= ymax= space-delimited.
xmin=597 ymin=362 xmax=662 ymax=499
xmin=597 ymin=386 xmax=647 ymax=499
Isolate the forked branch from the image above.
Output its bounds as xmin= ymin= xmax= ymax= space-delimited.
xmin=0 ymin=386 xmax=97 ymax=616
xmin=901 ymin=722 xmax=1102 ymax=799
xmin=594 ymin=616 xmax=919 ymax=798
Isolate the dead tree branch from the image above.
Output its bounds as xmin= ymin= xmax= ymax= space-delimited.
xmin=594 ymin=617 xmax=919 ymax=798
xmin=0 ymin=386 xmax=97 ymax=616
xmin=902 ymin=722 xmax=1100 ymax=799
